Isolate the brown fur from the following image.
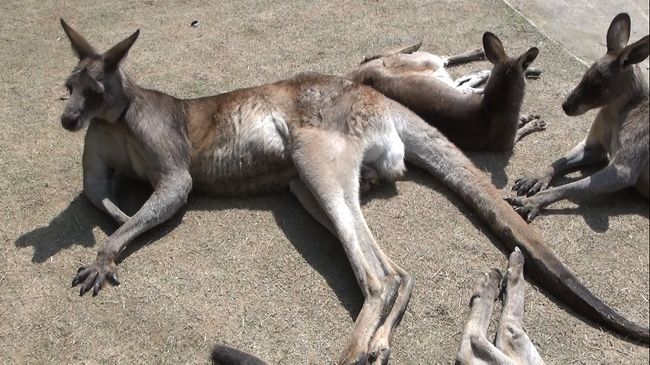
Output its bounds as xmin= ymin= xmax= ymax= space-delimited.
xmin=346 ymin=33 xmax=540 ymax=151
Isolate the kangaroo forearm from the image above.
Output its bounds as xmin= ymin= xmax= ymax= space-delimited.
xmin=98 ymin=176 xmax=191 ymax=260
xmin=546 ymin=142 xmax=607 ymax=179
xmin=535 ymin=165 xmax=633 ymax=207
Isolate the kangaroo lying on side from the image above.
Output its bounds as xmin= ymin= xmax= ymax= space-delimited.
xmin=212 ymin=248 xmax=545 ymax=365
xmin=58 ymin=20 xmax=647 ymax=364
xmin=346 ymin=33 xmax=546 ymax=151
xmin=509 ymin=13 xmax=649 ymax=221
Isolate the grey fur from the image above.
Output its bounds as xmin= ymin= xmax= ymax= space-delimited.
xmin=509 ymin=13 xmax=650 ymax=222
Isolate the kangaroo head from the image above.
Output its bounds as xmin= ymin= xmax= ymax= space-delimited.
xmin=59 ymin=19 xmax=139 ymax=131
xmin=562 ymin=13 xmax=650 ymax=116
xmin=482 ymin=32 xmax=539 ymax=85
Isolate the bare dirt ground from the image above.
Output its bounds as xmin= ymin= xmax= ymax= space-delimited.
xmin=1 ymin=0 xmax=648 ymax=364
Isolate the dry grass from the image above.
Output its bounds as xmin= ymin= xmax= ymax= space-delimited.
xmin=0 ymin=0 xmax=648 ymax=364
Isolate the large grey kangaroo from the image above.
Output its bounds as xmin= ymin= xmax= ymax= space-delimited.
xmin=58 ymin=19 xmax=647 ymax=364
xmin=509 ymin=13 xmax=649 ymax=221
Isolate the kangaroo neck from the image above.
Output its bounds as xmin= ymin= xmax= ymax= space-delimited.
xmin=608 ymin=66 xmax=649 ymax=116
xmin=480 ymin=69 xmax=525 ymax=116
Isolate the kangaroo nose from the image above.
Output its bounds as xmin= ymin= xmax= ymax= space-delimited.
xmin=561 ymin=96 xmax=576 ymax=115
xmin=61 ymin=113 xmax=79 ymax=130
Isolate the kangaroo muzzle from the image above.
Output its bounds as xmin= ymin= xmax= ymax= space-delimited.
xmin=562 ymin=92 xmax=583 ymax=116
xmin=61 ymin=112 xmax=81 ymax=131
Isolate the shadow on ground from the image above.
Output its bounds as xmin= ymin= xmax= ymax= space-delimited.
xmin=14 ymin=166 xmax=648 ymax=330
xmin=15 ymin=196 xmax=116 ymax=264
xmin=14 ymin=177 xmax=364 ymax=319
xmin=466 ymin=150 xmax=514 ymax=189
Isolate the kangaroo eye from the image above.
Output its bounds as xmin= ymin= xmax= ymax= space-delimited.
xmin=83 ymin=88 xmax=103 ymax=99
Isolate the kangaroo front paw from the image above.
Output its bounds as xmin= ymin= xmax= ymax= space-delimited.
xmin=505 ymin=196 xmax=541 ymax=222
xmin=518 ymin=113 xmax=540 ymax=127
xmin=512 ymin=176 xmax=550 ymax=197
xmin=72 ymin=257 xmax=120 ymax=296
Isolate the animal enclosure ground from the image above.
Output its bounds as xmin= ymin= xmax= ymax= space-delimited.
xmin=0 ymin=0 xmax=648 ymax=363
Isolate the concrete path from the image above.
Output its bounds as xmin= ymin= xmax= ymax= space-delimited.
xmin=506 ymin=0 xmax=649 ymax=77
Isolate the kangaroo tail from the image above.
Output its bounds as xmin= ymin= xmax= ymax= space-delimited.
xmin=392 ymin=103 xmax=649 ymax=344
xmin=360 ymin=41 xmax=423 ymax=64
xmin=211 ymin=345 xmax=269 ymax=365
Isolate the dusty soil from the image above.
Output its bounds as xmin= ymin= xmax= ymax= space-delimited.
xmin=1 ymin=0 xmax=648 ymax=364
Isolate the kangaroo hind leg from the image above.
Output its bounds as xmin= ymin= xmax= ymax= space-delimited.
xmin=495 ymin=248 xmax=545 ymax=365
xmin=290 ymin=127 xmax=411 ymax=365
xmin=456 ymin=268 xmax=514 ymax=365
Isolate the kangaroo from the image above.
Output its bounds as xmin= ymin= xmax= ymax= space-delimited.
xmin=509 ymin=13 xmax=649 ymax=222
xmin=212 ymin=248 xmax=545 ymax=365
xmin=346 ymin=33 xmax=546 ymax=151
xmin=58 ymin=20 xmax=648 ymax=364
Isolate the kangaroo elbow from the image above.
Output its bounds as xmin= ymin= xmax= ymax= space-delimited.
xmin=614 ymin=165 xmax=639 ymax=185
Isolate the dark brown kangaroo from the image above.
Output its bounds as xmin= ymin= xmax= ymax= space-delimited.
xmin=346 ymin=33 xmax=545 ymax=151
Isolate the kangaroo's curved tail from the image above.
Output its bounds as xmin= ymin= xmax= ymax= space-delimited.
xmin=392 ymin=102 xmax=649 ymax=344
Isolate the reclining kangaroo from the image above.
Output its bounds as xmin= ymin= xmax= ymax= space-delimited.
xmin=212 ymin=248 xmax=545 ymax=365
xmin=58 ymin=19 xmax=648 ymax=364
xmin=346 ymin=33 xmax=546 ymax=151
xmin=509 ymin=13 xmax=649 ymax=221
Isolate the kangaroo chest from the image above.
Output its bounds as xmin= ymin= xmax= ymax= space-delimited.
xmin=593 ymin=108 xmax=623 ymax=155
xmin=85 ymin=122 xmax=156 ymax=184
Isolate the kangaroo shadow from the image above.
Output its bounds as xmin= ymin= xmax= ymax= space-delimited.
xmin=466 ymin=150 xmax=514 ymax=189
xmin=15 ymin=176 xmax=363 ymax=318
xmin=15 ymin=195 xmax=116 ymax=264
xmin=190 ymin=192 xmax=364 ymax=319
xmin=544 ymin=176 xmax=649 ymax=232
xmin=14 ymin=178 xmax=184 ymax=264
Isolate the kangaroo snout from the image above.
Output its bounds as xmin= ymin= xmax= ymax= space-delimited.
xmin=61 ymin=112 xmax=80 ymax=131
xmin=562 ymin=93 xmax=581 ymax=116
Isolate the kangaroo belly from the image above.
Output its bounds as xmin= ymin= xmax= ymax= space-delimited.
xmin=188 ymin=107 xmax=296 ymax=195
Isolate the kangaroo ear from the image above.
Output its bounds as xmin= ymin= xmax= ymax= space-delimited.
xmin=618 ymin=35 xmax=650 ymax=67
xmin=607 ymin=13 xmax=631 ymax=52
xmin=103 ymin=29 xmax=140 ymax=72
xmin=60 ymin=19 xmax=98 ymax=60
xmin=518 ymin=47 xmax=539 ymax=70
xmin=483 ymin=32 xmax=507 ymax=65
